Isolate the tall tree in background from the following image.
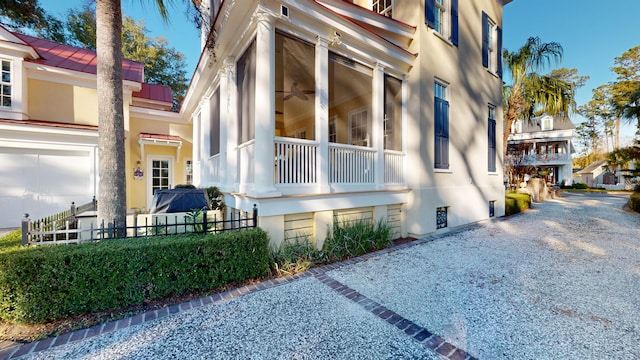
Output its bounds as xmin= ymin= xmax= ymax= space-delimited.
xmin=64 ymin=5 xmax=188 ymax=108
xmin=95 ymin=0 xmax=176 ymax=232
xmin=578 ymin=85 xmax=615 ymax=155
xmin=611 ymin=46 xmax=640 ymax=134
xmin=502 ymin=37 xmax=578 ymax=156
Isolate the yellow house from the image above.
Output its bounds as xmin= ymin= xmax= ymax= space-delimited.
xmin=0 ymin=27 xmax=192 ymax=228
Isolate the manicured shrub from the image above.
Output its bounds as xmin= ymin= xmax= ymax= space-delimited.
xmin=505 ymin=193 xmax=531 ymax=216
xmin=0 ymin=228 xmax=271 ymax=324
xmin=322 ymin=219 xmax=392 ymax=262
xmin=630 ymin=192 xmax=640 ymax=213
xmin=572 ymin=183 xmax=588 ymax=189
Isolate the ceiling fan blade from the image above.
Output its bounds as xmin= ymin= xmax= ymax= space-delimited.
xmin=283 ymin=94 xmax=295 ymax=101
xmin=297 ymin=93 xmax=309 ymax=101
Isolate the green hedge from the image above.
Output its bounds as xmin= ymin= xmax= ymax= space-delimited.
xmin=630 ymin=192 xmax=640 ymax=212
xmin=505 ymin=193 xmax=531 ymax=216
xmin=0 ymin=228 xmax=271 ymax=324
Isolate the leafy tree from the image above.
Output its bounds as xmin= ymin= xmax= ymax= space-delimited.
xmin=63 ymin=5 xmax=188 ymax=109
xmin=0 ymin=0 xmax=46 ymax=29
xmin=578 ymin=84 xmax=616 ymax=155
xmin=503 ymin=37 xmax=579 ymax=156
xmin=611 ymin=46 xmax=640 ymax=133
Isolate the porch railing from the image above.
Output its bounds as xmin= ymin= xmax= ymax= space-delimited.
xmin=329 ymin=144 xmax=375 ymax=184
xmin=384 ymin=150 xmax=404 ymax=185
xmin=274 ymin=137 xmax=318 ymax=185
xmin=506 ymin=153 xmax=571 ymax=165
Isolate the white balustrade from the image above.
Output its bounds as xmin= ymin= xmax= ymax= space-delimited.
xmin=329 ymin=144 xmax=376 ymax=184
xmin=384 ymin=150 xmax=404 ymax=184
xmin=274 ymin=137 xmax=318 ymax=185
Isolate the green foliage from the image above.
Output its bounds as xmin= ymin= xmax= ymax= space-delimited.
xmin=630 ymin=192 xmax=640 ymax=212
xmin=174 ymin=184 xmax=197 ymax=189
xmin=322 ymin=219 xmax=392 ymax=262
xmin=505 ymin=193 xmax=531 ymax=216
xmin=572 ymin=182 xmax=588 ymax=189
xmin=0 ymin=0 xmax=47 ymax=30
xmin=272 ymin=236 xmax=319 ymax=276
xmin=0 ymin=228 xmax=271 ymax=324
xmin=205 ymin=186 xmax=225 ymax=211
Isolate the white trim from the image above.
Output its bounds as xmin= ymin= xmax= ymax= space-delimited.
xmin=146 ymin=155 xmax=174 ymax=210
xmin=348 ymin=105 xmax=371 ymax=147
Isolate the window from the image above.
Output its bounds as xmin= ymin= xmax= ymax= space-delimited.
xmin=489 ymin=201 xmax=495 ymax=217
xmin=1 ymin=60 xmax=11 ymax=107
xmin=349 ymin=107 xmax=370 ymax=147
xmin=186 ymin=160 xmax=193 ymax=185
xmin=329 ymin=116 xmax=337 ymax=143
xmin=541 ymin=116 xmax=553 ymax=131
xmin=434 ymin=81 xmax=449 ymax=169
xmin=482 ymin=12 xmax=502 ymax=77
xmin=328 ymin=52 xmax=372 ymax=146
xmin=210 ymin=87 xmax=220 ymax=156
xmin=237 ymin=40 xmax=256 ymax=144
xmin=372 ymin=0 xmax=392 ymax=17
xmin=436 ymin=206 xmax=448 ymax=229
xmin=275 ymin=32 xmax=315 ymax=139
xmin=425 ymin=0 xmax=458 ymax=46
xmin=488 ymin=105 xmax=496 ymax=172
xmin=384 ymin=75 xmax=402 ymax=150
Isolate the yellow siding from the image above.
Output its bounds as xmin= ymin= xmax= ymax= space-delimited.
xmin=27 ymin=79 xmax=98 ymax=125
xmin=127 ymin=116 xmax=193 ymax=210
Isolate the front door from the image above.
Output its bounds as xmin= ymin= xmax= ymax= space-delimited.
xmin=147 ymin=156 xmax=173 ymax=209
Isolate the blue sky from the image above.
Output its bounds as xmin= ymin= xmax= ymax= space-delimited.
xmin=40 ymin=0 xmax=639 ymax=141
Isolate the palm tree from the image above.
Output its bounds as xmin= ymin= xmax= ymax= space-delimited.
xmin=95 ymin=0 xmax=174 ymax=233
xmin=502 ymin=37 xmax=575 ymax=156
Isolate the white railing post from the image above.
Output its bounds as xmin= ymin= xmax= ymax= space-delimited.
xmin=372 ymin=63 xmax=385 ymax=189
xmin=316 ymin=36 xmax=330 ymax=193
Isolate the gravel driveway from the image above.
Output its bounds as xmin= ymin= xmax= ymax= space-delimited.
xmin=7 ymin=192 xmax=640 ymax=359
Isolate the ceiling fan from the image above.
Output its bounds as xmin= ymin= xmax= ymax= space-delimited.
xmin=277 ymin=82 xmax=314 ymax=101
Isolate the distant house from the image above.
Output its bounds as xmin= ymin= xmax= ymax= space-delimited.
xmin=575 ymin=159 xmax=637 ymax=190
xmin=506 ymin=115 xmax=574 ymax=186
xmin=0 ymin=27 xmax=192 ymax=228
xmin=182 ymin=0 xmax=511 ymax=247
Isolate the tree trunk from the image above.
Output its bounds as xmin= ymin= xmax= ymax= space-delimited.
xmin=96 ymin=0 xmax=126 ymax=235
xmin=615 ymin=115 xmax=620 ymax=149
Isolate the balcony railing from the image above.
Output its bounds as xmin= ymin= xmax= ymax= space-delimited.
xmin=506 ymin=153 xmax=571 ymax=165
xmin=384 ymin=150 xmax=404 ymax=185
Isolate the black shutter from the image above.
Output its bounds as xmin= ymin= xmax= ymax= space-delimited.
xmin=488 ymin=118 xmax=496 ymax=172
xmin=482 ymin=11 xmax=489 ymax=68
xmin=451 ymin=0 xmax=459 ymax=46
xmin=434 ymin=97 xmax=450 ymax=169
xmin=426 ymin=0 xmax=435 ymax=28
xmin=497 ymin=26 xmax=503 ymax=77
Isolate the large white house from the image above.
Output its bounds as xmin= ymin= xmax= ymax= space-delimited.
xmin=506 ymin=115 xmax=574 ymax=186
xmin=183 ymin=0 xmax=510 ymax=247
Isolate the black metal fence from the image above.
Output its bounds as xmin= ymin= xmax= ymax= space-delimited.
xmin=23 ymin=205 xmax=257 ymax=246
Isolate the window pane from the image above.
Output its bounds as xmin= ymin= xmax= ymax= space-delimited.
xmin=329 ymin=52 xmax=372 ymax=145
xmin=3 ymin=85 xmax=10 ymax=96
xmin=384 ymin=75 xmax=402 ymax=150
xmin=237 ymin=40 xmax=256 ymax=144
xmin=275 ymin=32 xmax=316 ymax=139
xmin=1 ymin=72 xmax=9 ymax=83
xmin=1 ymin=61 xmax=9 ymax=72
xmin=210 ymin=88 xmax=220 ymax=155
xmin=2 ymin=96 xmax=10 ymax=107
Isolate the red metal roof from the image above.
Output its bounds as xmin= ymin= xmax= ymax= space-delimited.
xmin=139 ymin=132 xmax=182 ymax=142
xmin=133 ymin=83 xmax=173 ymax=103
xmin=12 ymin=32 xmax=144 ymax=83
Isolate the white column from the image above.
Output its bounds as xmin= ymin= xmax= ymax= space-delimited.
xmin=315 ymin=37 xmax=330 ymax=193
xmin=223 ymin=57 xmax=238 ymax=192
xmin=192 ymin=111 xmax=202 ymax=186
xmin=200 ymin=97 xmax=212 ymax=184
xmin=251 ymin=8 xmax=279 ymax=196
xmin=401 ymin=75 xmax=409 ymax=188
xmin=372 ymin=63 xmax=385 ymax=189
